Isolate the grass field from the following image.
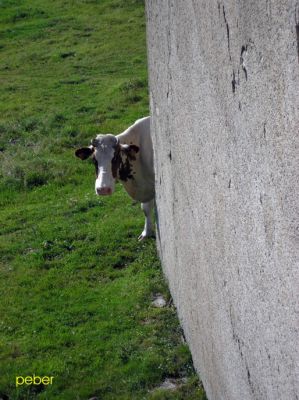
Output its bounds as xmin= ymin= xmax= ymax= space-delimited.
xmin=0 ymin=1 xmax=207 ymax=399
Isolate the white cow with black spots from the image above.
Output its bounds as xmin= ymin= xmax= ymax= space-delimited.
xmin=75 ymin=116 xmax=155 ymax=240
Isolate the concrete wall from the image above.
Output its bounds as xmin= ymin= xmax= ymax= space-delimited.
xmin=145 ymin=1 xmax=299 ymax=399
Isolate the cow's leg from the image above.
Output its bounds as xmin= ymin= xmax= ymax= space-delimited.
xmin=138 ymin=199 xmax=155 ymax=241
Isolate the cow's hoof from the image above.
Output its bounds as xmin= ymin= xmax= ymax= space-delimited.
xmin=138 ymin=231 xmax=155 ymax=241
xmin=138 ymin=233 xmax=147 ymax=241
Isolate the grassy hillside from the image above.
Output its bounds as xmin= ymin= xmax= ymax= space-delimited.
xmin=0 ymin=1 xmax=206 ymax=399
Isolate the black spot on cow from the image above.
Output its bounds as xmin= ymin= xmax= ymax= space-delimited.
xmin=92 ymin=156 xmax=98 ymax=177
xmin=111 ymin=147 xmax=121 ymax=179
xmin=119 ymin=157 xmax=134 ymax=181
xmin=111 ymin=146 xmax=135 ymax=182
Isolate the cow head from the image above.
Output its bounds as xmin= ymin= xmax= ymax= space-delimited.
xmin=75 ymin=134 xmax=139 ymax=196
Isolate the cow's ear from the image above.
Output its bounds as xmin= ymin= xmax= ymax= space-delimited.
xmin=120 ymin=144 xmax=139 ymax=159
xmin=75 ymin=147 xmax=94 ymax=160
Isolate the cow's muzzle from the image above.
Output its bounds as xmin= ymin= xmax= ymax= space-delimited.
xmin=96 ymin=187 xmax=112 ymax=196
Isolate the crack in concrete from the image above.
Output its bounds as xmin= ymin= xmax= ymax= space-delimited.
xmin=240 ymin=45 xmax=248 ymax=80
xmin=223 ymin=5 xmax=231 ymax=60
xmin=232 ymin=70 xmax=236 ymax=93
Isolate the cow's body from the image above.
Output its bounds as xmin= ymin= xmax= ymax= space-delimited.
xmin=75 ymin=116 xmax=155 ymax=240
xmin=116 ymin=116 xmax=154 ymax=203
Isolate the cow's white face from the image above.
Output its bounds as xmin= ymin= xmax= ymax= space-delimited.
xmin=75 ymin=134 xmax=139 ymax=196
xmin=92 ymin=134 xmax=118 ymax=196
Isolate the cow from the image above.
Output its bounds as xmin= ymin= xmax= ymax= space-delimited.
xmin=75 ymin=116 xmax=155 ymax=240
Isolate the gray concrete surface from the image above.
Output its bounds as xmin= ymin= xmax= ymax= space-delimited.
xmin=145 ymin=1 xmax=299 ymax=399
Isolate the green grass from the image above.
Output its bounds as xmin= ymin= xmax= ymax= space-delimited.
xmin=0 ymin=0 xmax=207 ymax=399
